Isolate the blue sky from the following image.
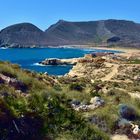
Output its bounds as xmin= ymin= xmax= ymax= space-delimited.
xmin=0 ymin=0 xmax=140 ymax=30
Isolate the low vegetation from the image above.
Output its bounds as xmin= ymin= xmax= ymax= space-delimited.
xmin=1 ymin=50 xmax=140 ymax=140
xmin=0 ymin=61 xmax=109 ymax=140
xmin=128 ymin=59 xmax=140 ymax=64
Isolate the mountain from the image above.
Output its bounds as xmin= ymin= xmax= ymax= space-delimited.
xmin=1 ymin=19 xmax=140 ymax=47
xmin=45 ymin=20 xmax=113 ymax=45
xmin=45 ymin=19 xmax=140 ymax=47
xmin=0 ymin=23 xmax=46 ymax=47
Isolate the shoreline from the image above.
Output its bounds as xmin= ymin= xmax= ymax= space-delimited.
xmin=1 ymin=45 xmax=140 ymax=59
xmin=64 ymin=45 xmax=140 ymax=53
xmin=1 ymin=44 xmax=140 ymax=51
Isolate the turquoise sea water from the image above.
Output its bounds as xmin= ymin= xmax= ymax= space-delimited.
xmin=0 ymin=47 xmax=120 ymax=75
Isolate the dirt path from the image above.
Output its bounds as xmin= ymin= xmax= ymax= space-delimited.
xmin=111 ymin=135 xmax=130 ymax=140
xmin=101 ymin=64 xmax=119 ymax=81
xmin=114 ymin=88 xmax=140 ymax=99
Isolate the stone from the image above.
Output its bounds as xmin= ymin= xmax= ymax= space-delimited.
xmin=77 ymin=104 xmax=89 ymax=111
xmin=132 ymin=124 xmax=140 ymax=135
xmin=134 ymin=76 xmax=140 ymax=81
xmin=88 ymin=104 xmax=96 ymax=110
xmin=71 ymin=100 xmax=81 ymax=106
xmin=71 ymin=97 xmax=104 ymax=112
xmin=118 ymin=119 xmax=131 ymax=128
xmin=0 ymin=73 xmax=28 ymax=93
xmin=90 ymin=96 xmax=104 ymax=107
xmin=44 ymin=72 xmax=48 ymax=75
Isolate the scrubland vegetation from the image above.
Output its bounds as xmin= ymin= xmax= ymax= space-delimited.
xmin=0 ymin=49 xmax=140 ymax=140
xmin=0 ymin=61 xmax=109 ymax=140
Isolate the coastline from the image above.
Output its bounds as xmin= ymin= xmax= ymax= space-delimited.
xmin=1 ymin=45 xmax=140 ymax=58
xmin=47 ymin=45 xmax=140 ymax=54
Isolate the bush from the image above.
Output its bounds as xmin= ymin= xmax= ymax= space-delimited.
xmin=69 ymin=83 xmax=84 ymax=92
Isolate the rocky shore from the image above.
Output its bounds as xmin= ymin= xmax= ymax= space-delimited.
xmin=39 ymin=57 xmax=82 ymax=65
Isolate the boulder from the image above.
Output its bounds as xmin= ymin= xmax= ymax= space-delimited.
xmin=71 ymin=97 xmax=104 ymax=112
xmin=90 ymin=96 xmax=104 ymax=107
xmin=0 ymin=73 xmax=28 ymax=93
xmin=75 ymin=104 xmax=89 ymax=111
xmin=88 ymin=100 xmax=104 ymax=110
xmin=131 ymin=124 xmax=140 ymax=136
xmin=116 ymin=119 xmax=140 ymax=139
xmin=118 ymin=119 xmax=131 ymax=128
xmin=71 ymin=100 xmax=81 ymax=106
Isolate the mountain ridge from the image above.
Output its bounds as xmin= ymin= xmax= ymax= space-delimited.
xmin=1 ymin=19 xmax=140 ymax=47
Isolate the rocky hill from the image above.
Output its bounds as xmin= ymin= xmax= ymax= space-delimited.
xmin=1 ymin=19 xmax=140 ymax=47
xmin=45 ymin=19 xmax=140 ymax=46
xmin=0 ymin=61 xmax=109 ymax=140
xmin=0 ymin=23 xmax=46 ymax=47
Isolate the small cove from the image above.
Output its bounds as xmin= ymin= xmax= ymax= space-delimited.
xmin=0 ymin=47 xmax=121 ymax=75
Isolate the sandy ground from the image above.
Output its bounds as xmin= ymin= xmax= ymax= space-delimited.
xmin=91 ymin=46 xmax=140 ymax=52
xmin=111 ymin=135 xmax=130 ymax=140
xmin=68 ymin=45 xmax=140 ymax=59
xmin=101 ymin=63 xmax=119 ymax=81
xmin=67 ymin=45 xmax=140 ymax=52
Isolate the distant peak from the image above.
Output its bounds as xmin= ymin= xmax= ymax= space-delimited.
xmin=57 ymin=19 xmax=68 ymax=23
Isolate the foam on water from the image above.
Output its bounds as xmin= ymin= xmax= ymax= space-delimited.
xmin=32 ymin=63 xmax=46 ymax=66
xmin=0 ymin=47 xmax=8 ymax=49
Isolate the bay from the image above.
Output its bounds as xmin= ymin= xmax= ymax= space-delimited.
xmin=0 ymin=47 xmax=120 ymax=75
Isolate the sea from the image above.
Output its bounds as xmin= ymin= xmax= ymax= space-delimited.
xmin=0 ymin=47 xmax=121 ymax=75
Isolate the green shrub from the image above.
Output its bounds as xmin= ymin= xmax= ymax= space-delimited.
xmin=69 ymin=83 xmax=84 ymax=92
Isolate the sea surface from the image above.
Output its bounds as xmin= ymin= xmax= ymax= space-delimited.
xmin=0 ymin=47 xmax=120 ymax=75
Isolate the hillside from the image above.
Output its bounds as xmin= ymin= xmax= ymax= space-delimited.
xmin=0 ymin=61 xmax=108 ymax=140
xmin=0 ymin=49 xmax=140 ymax=139
xmin=1 ymin=19 xmax=140 ymax=47
xmin=0 ymin=23 xmax=46 ymax=47
xmin=45 ymin=19 xmax=140 ymax=46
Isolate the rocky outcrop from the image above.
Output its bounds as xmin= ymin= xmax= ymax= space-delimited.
xmin=0 ymin=73 xmax=28 ymax=93
xmin=71 ymin=96 xmax=104 ymax=111
xmin=39 ymin=58 xmax=82 ymax=65
xmin=115 ymin=119 xmax=140 ymax=139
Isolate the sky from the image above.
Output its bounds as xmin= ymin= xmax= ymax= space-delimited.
xmin=0 ymin=0 xmax=140 ymax=31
